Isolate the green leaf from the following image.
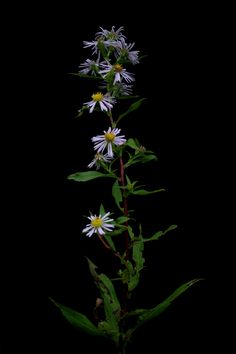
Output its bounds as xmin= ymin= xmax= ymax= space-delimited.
xmin=99 ymin=274 xmax=121 ymax=315
xmin=118 ymin=95 xmax=140 ymax=100
xmin=116 ymin=216 xmax=129 ymax=224
xmin=85 ymin=258 xmax=120 ymax=342
xmin=127 ymin=278 xmax=203 ymax=335
xmin=99 ymin=203 xmax=106 ymax=215
xmin=133 ymin=241 xmax=145 ymax=272
xmin=86 ymin=257 xmax=99 ymax=281
xmin=132 ymin=188 xmax=165 ymax=195
xmin=143 ymin=224 xmax=178 ymax=242
xmin=98 ymin=274 xmax=121 ymax=344
xmin=139 ymin=154 xmax=158 ymax=163
xmin=112 ymin=180 xmax=123 ymax=210
xmin=97 ymin=41 xmax=108 ymax=59
xmin=68 ymin=72 xmax=102 ymax=80
xmin=116 ymin=98 xmax=146 ymax=124
xmin=126 ymin=138 xmax=139 ymax=150
xmin=136 ymin=279 xmax=203 ymax=328
xmin=128 ymin=272 xmax=140 ymax=292
xmin=124 ymin=153 xmax=158 ymax=168
xmin=104 ymin=234 xmax=116 ymax=251
xmin=67 ymin=171 xmax=115 ymax=182
xmin=49 ymin=298 xmax=104 ymax=337
xmin=127 ymin=225 xmax=135 ymax=241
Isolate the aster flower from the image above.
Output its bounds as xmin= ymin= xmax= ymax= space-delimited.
xmin=96 ymin=26 xmax=126 ymax=41
xmin=79 ymin=59 xmax=100 ymax=76
xmin=112 ymin=82 xmax=133 ymax=96
xmin=92 ymin=127 xmax=126 ymax=157
xmin=98 ymin=81 xmax=133 ymax=97
xmin=99 ymin=62 xmax=135 ymax=84
xmin=82 ymin=212 xmax=114 ymax=237
xmin=84 ymin=92 xmax=116 ymax=113
xmin=83 ymin=39 xmax=119 ymax=55
xmin=87 ymin=152 xmax=113 ymax=169
xmin=116 ymin=38 xmax=139 ymax=64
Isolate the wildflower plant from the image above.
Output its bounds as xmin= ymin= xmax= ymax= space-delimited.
xmin=50 ymin=26 xmax=202 ymax=354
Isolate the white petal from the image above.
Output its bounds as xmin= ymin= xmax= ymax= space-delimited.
xmin=107 ymin=143 xmax=113 ymax=157
xmin=99 ymin=101 xmax=108 ymax=111
xmin=98 ymin=227 xmax=105 ymax=235
xmin=87 ymin=228 xmax=95 ymax=237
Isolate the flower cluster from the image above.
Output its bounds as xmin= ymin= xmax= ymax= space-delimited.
xmin=79 ymin=26 xmax=139 ymax=113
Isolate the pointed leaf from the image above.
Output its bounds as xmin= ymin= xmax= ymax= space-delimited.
xmin=132 ymin=188 xmax=165 ymax=195
xmin=116 ymin=98 xmax=146 ymax=124
xmin=133 ymin=240 xmax=145 ymax=272
xmin=143 ymin=224 xmax=178 ymax=242
xmin=99 ymin=203 xmax=106 ymax=215
xmin=112 ymin=180 xmax=123 ymax=210
xmin=49 ymin=298 xmax=104 ymax=337
xmin=116 ymin=216 xmax=129 ymax=224
xmin=128 ymin=272 xmax=140 ymax=291
xmin=68 ymin=171 xmax=115 ymax=182
xmin=139 ymin=154 xmax=158 ymax=163
xmin=127 ymin=225 xmax=135 ymax=241
xmin=104 ymin=234 xmax=116 ymax=251
xmin=99 ymin=274 xmax=121 ymax=315
xmin=131 ymin=278 xmax=203 ymax=333
xmin=126 ymin=138 xmax=139 ymax=150
xmin=69 ymin=72 xmax=102 ymax=80
xmin=86 ymin=257 xmax=99 ymax=282
xmin=118 ymin=95 xmax=140 ymax=100
xmin=85 ymin=258 xmax=120 ymax=339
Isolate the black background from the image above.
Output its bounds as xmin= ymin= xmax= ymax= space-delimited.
xmin=4 ymin=3 xmax=232 ymax=354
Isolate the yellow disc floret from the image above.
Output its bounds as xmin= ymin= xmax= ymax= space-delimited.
xmin=91 ymin=217 xmax=103 ymax=228
xmin=92 ymin=92 xmax=104 ymax=102
xmin=105 ymin=132 xmax=115 ymax=142
xmin=114 ymin=64 xmax=123 ymax=72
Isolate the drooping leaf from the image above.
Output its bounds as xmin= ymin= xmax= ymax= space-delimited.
xmin=99 ymin=274 xmax=121 ymax=315
xmin=143 ymin=224 xmax=178 ymax=242
xmin=132 ymin=188 xmax=165 ymax=195
xmin=85 ymin=258 xmax=120 ymax=343
xmin=98 ymin=274 xmax=120 ymax=344
xmin=116 ymin=98 xmax=146 ymax=124
xmin=67 ymin=171 xmax=115 ymax=182
xmin=49 ymin=298 xmax=104 ymax=337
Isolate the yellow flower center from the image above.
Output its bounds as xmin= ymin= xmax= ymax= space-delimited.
xmin=92 ymin=92 xmax=103 ymax=102
xmin=105 ymin=132 xmax=115 ymax=142
xmin=114 ymin=64 xmax=123 ymax=72
xmin=91 ymin=217 xmax=103 ymax=228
